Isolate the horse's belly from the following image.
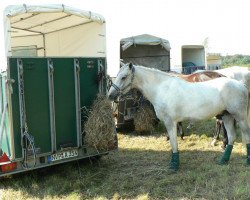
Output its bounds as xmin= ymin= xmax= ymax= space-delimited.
xmin=182 ymin=105 xmax=223 ymax=121
xmin=174 ymin=94 xmax=225 ymax=121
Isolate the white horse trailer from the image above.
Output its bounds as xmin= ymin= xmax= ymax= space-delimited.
xmin=206 ymin=53 xmax=222 ymax=70
xmin=182 ymin=45 xmax=206 ymax=74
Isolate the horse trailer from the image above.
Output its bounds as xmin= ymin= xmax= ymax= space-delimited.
xmin=117 ymin=34 xmax=171 ymax=131
xmin=181 ymin=45 xmax=206 ymax=74
xmin=0 ymin=4 xmax=117 ymax=177
xmin=206 ymin=53 xmax=222 ymax=70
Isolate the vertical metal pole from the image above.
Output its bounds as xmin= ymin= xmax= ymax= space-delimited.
xmin=43 ymin=34 xmax=46 ymax=57
xmin=47 ymin=58 xmax=56 ymax=152
xmin=98 ymin=59 xmax=104 ymax=94
xmin=74 ymin=58 xmax=82 ymax=147
xmin=17 ymin=58 xmax=25 ymax=159
xmin=7 ymin=59 xmax=16 ymax=159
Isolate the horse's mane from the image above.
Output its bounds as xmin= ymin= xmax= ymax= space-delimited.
xmin=135 ymin=65 xmax=181 ymax=79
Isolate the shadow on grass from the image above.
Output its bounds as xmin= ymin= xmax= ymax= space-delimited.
xmin=0 ymin=147 xmax=249 ymax=200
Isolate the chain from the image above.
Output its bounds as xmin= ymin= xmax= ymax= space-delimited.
xmin=18 ymin=61 xmax=36 ymax=169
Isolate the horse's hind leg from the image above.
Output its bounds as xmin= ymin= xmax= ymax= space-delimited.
xmin=211 ymin=118 xmax=222 ymax=146
xmin=219 ymin=114 xmax=236 ymax=165
xmin=177 ymin=122 xmax=184 ymax=140
xmin=164 ymin=120 xmax=179 ymax=171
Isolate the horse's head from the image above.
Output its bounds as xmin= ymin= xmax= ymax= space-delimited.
xmin=108 ymin=62 xmax=135 ymax=101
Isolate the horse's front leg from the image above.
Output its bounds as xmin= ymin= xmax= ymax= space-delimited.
xmin=164 ymin=120 xmax=179 ymax=171
xmin=219 ymin=115 xmax=236 ymax=165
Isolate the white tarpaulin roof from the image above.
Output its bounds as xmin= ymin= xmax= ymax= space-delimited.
xmin=4 ymin=4 xmax=106 ymax=57
xmin=120 ymin=34 xmax=171 ymax=51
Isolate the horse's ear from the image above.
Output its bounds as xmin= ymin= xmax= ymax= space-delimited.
xmin=120 ymin=60 xmax=125 ymax=68
xmin=129 ymin=63 xmax=133 ymax=70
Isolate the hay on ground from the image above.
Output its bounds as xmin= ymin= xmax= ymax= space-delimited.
xmin=134 ymin=105 xmax=156 ymax=133
xmin=83 ymin=95 xmax=117 ymax=150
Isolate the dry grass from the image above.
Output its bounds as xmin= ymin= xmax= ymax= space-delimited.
xmin=83 ymin=95 xmax=116 ymax=150
xmin=134 ymin=105 xmax=156 ymax=133
xmin=0 ymin=119 xmax=250 ymax=200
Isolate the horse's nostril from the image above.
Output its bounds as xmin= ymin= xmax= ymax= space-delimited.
xmin=108 ymin=93 xmax=118 ymax=101
xmin=108 ymin=94 xmax=113 ymax=100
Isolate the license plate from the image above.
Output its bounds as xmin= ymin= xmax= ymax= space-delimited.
xmin=48 ymin=149 xmax=78 ymax=162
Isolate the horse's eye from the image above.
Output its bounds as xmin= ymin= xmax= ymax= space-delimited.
xmin=121 ymin=76 xmax=127 ymax=80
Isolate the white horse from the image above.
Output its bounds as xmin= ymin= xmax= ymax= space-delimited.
xmin=196 ymin=66 xmax=250 ymax=146
xmin=216 ymin=66 xmax=250 ymax=88
xmin=108 ymin=63 xmax=250 ymax=172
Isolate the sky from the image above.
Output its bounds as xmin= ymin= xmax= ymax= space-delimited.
xmin=1 ymin=0 xmax=250 ymax=76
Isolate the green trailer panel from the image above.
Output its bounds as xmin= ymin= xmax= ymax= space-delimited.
xmin=22 ymin=58 xmax=52 ymax=155
xmin=52 ymin=58 xmax=78 ymax=150
xmin=8 ymin=58 xmax=22 ymax=159
xmin=79 ymin=58 xmax=100 ymax=109
xmin=9 ymin=58 xmax=52 ymax=158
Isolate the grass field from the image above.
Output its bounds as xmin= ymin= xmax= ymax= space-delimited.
xmin=0 ymin=119 xmax=250 ymax=200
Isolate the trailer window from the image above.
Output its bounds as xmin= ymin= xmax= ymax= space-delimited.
xmin=11 ymin=46 xmax=38 ymax=57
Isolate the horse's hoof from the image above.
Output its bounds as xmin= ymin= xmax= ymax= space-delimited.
xmin=167 ymin=167 xmax=178 ymax=174
xmin=211 ymin=139 xmax=217 ymax=146
xmin=168 ymin=163 xmax=179 ymax=173
xmin=218 ymin=159 xmax=229 ymax=165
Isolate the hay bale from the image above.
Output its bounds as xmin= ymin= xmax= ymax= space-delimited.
xmin=83 ymin=95 xmax=117 ymax=150
xmin=134 ymin=105 xmax=156 ymax=133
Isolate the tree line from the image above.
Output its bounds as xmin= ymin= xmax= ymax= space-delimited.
xmin=222 ymin=54 xmax=250 ymax=67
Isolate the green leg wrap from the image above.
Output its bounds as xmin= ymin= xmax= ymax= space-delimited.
xmin=247 ymin=144 xmax=250 ymax=166
xmin=219 ymin=144 xmax=233 ymax=165
xmin=169 ymin=152 xmax=180 ymax=171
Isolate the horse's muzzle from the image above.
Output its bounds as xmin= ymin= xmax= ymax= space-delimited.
xmin=108 ymin=92 xmax=119 ymax=102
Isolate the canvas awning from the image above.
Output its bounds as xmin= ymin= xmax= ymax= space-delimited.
xmin=120 ymin=34 xmax=171 ymax=51
xmin=4 ymin=4 xmax=106 ymax=57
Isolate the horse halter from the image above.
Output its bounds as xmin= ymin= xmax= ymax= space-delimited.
xmin=111 ymin=65 xmax=135 ymax=96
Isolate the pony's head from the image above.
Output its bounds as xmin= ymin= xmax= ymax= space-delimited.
xmin=108 ymin=62 xmax=135 ymax=101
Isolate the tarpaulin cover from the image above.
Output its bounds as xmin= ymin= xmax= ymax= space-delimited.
xmin=4 ymin=4 xmax=106 ymax=58
xmin=120 ymin=34 xmax=171 ymax=51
